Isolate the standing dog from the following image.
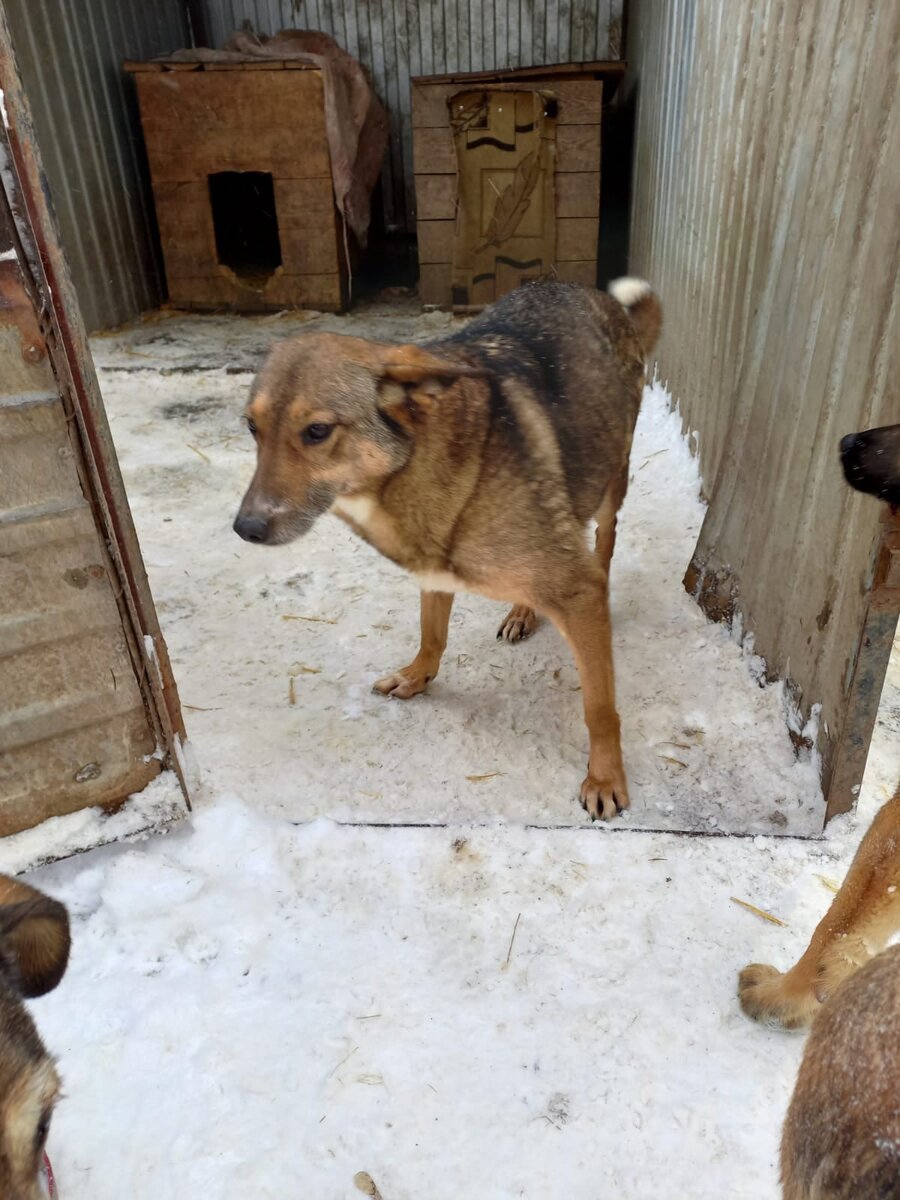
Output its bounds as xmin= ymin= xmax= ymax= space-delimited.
xmin=234 ymin=278 xmax=662 ymax=820
xmin=739 ymin=422 xmax=900 ymax=1198
xmin=0 ymin=873 xmax=70 ymax=1200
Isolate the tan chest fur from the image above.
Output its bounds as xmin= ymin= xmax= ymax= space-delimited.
xmin=332 ymin=495 xmax=475 ymax=596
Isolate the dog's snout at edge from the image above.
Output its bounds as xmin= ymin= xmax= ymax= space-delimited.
xmin=837 ymin=423 xmax=900 ymax=507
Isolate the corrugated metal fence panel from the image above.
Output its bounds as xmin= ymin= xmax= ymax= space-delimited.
xmin=627 ymin=0 xmax=900 ymax=809
xmin=3 ymin=0 xmax=190 ymax=330
xmin=198 ymin=0 xmax=625 ymax=232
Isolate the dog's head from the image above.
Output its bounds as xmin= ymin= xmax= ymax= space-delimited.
xmin=840 ymin=424 xmax=900 ymax=510
xmin=234 ymin=332 xmax=484 ymax=546
xmin=0 ymin=875 xmax=70 ymax=1200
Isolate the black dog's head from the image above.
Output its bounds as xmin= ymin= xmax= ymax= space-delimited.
xmin=840 ymin=424 xmax=900 ymax=510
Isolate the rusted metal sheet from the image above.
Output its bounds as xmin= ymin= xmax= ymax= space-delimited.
xmin=627 ymin=0 xmax=900 ymax=823
xmin=0 ymin=256 xmax=45 ymax=365
xmin=197 ymin=0 xmax=625 ymax=232
xmin=0 ymin=7 xmax=189 ymax=838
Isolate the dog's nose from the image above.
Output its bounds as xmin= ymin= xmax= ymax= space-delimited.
xmin=233 ymin=513 xmax=270 ymax=543
xmin=840 ymin=432 xmax=859 ymax=456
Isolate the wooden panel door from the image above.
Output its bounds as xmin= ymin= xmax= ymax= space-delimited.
xmin=449 ymin=89 xmax=558 ymax=311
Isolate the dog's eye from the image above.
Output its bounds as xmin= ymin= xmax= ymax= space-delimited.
xmin=246 ymin=417 xmax=257 ymax=436
xmin=302 ymin=422 xmax=334 ymax=445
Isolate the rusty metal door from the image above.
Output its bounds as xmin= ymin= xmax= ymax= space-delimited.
xmin=0 ymin=9 xmax=189 ymax=838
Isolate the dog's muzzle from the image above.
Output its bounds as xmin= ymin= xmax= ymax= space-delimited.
xmin=233 ymin=513 xmax=270 ymax=543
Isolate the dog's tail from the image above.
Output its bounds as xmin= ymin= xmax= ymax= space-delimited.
xmin=608 ymin=277 xmax=662 ymax=355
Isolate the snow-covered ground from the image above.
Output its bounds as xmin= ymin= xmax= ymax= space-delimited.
xmin=15 ymin=302 xmax=899 ymax=1198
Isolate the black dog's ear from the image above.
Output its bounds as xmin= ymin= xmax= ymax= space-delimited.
xmin=0 ymin=878 xmax=71 ymax=999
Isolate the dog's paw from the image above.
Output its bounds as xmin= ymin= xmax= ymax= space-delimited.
xmin=737 ymin=963 xmax=819 ymax=1030
xmin=497 ymin=605 xmax=537 ymax=643
xmin=580 ymin=771 xmax=629 ymax=821
xmin=373 ymin=667 xmax=432 ymax=699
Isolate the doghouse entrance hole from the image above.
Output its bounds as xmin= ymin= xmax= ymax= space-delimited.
xmin=208 ymin=172 xmax=282 ymax=280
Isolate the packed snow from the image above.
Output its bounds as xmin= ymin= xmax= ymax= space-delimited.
xmin=14 ymin=302 xmax=898 ymax=1199
xmin=0 ymin=773 xmax=188 ymax=877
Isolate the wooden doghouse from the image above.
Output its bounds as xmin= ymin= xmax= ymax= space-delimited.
xmin=126 ymin=60 xmax=347 ymax=312
xmin=412 ymin=63 xmax=624 ymax=311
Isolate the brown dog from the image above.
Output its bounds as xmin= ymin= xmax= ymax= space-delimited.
xmin=739 ymin=781 xmax=900 ymax=1032
xmin=739 ymin=422 xmax=900 ymax=1028
xmin=0 ymin=874 xmax=70 ymax=1200
xmin=780 ymin=944 xmax=900 ymax=1199
xmin=739 ymin=421 xmax=900 ymax=1198
xmin=235 ymin=278 xmax=662 ymax=819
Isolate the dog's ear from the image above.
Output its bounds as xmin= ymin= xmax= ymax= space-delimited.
xmin=377 ymin=345 xmax=488 ymax=430
xmin=380 ymin=344 xmax=487 ymax=385
xmin=0 ymin=876 xmax=71 ymax=999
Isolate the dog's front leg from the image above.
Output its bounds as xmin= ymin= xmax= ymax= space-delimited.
xmin=547 ymin=576 xmax=629 ymax=820
xmin=739 ymin=784 xmax=900 ymax=1029
xmin=373 ymin=590 xmax=454 ymax=699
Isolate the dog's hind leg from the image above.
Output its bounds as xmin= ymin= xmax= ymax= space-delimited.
xmin=497 ymin=604 xmax=537 ymax=642
xmin=594 ymin=462 xmax=630 ymax=572
xmin=542 ymin=570 xmax=628 ymax=820
xmin=373 ymin=590 xmax=454 ymax=699
xmin=499 ymin=462 xmax=629 ymax=648
xmin=739 ymin=783 xmax=900 ymax=1029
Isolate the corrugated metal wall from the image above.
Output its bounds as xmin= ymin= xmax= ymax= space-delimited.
xmin=197 ymin=0 xmax=625 ymax=232
xmin=4 ymin=0 xmax=190 ymax=330
xmin=627 ymin=0 xmax=900 ymax=814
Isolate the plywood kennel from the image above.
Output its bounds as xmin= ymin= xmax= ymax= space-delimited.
xmin=127 ymin=59 xmax=347 ymax=312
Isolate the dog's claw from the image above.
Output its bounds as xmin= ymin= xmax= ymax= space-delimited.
xmin=373 ymin=668 xmax=432 ymax=700
xmin=497 ymin=605 xmax=537 ymax=643
xmin=579 ymin=773 xmax=629 ymax=821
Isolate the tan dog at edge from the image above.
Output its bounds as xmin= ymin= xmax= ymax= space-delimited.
xmin=234 ymin=278 xmax=662 ymax=819
xmin=0 ymin=873 xmax=71 ymax=1200
xmin=739 ymin=421 xmax=900 ymax=1199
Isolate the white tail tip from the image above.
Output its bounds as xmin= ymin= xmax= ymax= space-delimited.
xmin=608 ymin=276 xmax=653 ymax=309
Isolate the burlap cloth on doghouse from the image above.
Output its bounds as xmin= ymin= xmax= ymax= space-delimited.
xmin=164 ymin=29 xmax=388 ymax=248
